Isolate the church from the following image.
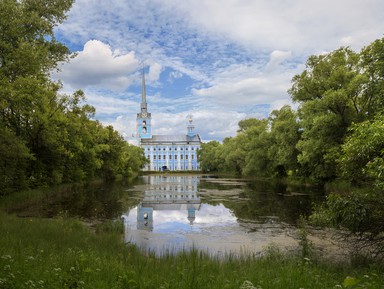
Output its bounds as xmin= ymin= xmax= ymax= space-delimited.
xmin=136 ymin=68 xmax=202 ymax=171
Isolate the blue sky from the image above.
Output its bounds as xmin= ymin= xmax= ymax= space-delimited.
xmin=54 ymin=0 xmax=384 ymax=142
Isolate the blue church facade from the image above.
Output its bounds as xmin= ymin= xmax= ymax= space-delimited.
xmin=136 ymin=68 xmax=202 ymax=171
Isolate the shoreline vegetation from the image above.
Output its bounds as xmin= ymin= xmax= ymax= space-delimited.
xmin=1 ymin=178 xmax=383 ymax=289
xmin=1 ymin=210 xmax=383 ymax=289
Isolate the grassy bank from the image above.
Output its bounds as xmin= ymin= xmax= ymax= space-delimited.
xmin=0 ymin=212 xmax=383 ymax=289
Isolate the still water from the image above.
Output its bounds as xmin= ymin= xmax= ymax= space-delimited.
xmin=8 ymin=174 xmax=324 ymax=257
xmin=122 ymin=175 xmax=324 ymax=257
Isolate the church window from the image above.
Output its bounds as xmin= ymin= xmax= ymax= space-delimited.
xmin=192 ymin=147 xmax=194 ymax=150
xmin=154 ymin=148 xmax=156 ymax=151
xmin=175 ymin=155 xmax=177 ymax=160
xmin=169 ymin=155 xmax=172 ymax=160
xmin=163 ymin=155 xmax=166 ymax=159
xmin=181 ymin=155 xmax=183 ymax=159
xmin=142 ymin=127 xmax=147 ymax=133
xmin=186 ymin=147 xmax=188 ymax=150
xmin=192 ymin=155 xmax=194 ymax=160
xmin=154 ymin=155 xmax=157 ymax=160
xmin=186 ymin=155 xmax=189 ymax=160
xmin=163 ymin=148 xmax=165 ymax=151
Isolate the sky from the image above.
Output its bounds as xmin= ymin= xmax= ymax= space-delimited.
xmin=53 ymin=0 xmax=384 ymax=143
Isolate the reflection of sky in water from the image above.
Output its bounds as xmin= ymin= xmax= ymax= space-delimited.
xmin=124 ymin=203 xmax=238 ymax=234
xmin=122 ymin=175 xmax=299 ymax=257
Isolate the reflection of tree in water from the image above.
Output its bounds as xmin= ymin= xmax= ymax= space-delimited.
xmin=9 ymin=178 xmax=143 ymax=220
xmin=199 ymin=178 xmax=324 ymax=225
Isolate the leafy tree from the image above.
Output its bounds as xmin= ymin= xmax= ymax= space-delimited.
xmin=268 ymin=105 xmax=300 ymax=177
xmin=241 ymin=119 xmax=270 ymax=176
xmin=289 ymin=47 xmax=363 ymax=181
xmin=197 ymin=141 xmax=221 ymax=172
xmin=339 ymin=113 xmax=384 ymax=186
xmin=0 ymin=0 xmax=147 ymax=192
xmin=0 ymin=0 xmax=74 ymax=189
xmin=359 ymin=38 xmax=384 ymax=116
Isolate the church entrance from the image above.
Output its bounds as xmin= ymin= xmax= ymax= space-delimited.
xmin=161 ymin=165 xmax=168 ymax=171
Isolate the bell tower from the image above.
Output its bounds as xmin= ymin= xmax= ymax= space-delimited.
xmin=187 ymin=114 xmax=195 ymax=137
xmin=137 ymin=65 xmax=152 ymax=141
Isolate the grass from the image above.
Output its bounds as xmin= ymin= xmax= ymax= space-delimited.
xmin=1 ymin=211 xmax=383 ymax=289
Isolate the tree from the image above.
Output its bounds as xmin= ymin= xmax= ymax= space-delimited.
xmin=241 ymin=119 xmax=270 ymax=177
xmin=0 ymin=0 xmax=74 ymax=189
xmin=197 ymin=141 xmax=221 ymax=172
xmin=359 ymin=38 xmax=384 ymax=117
xmin=268 ymin=105 xmax=300 ymax=177
xmin=339 ymin=114 xmax=384 ymax=186
xmin=289 ymin=47 xmax=363 ymax=181
xmin=0 ymin=0 xmax=146 ymax=191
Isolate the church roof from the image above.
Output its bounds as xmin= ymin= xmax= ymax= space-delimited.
xmin=141 ymin=134 xmax=201 ymax=144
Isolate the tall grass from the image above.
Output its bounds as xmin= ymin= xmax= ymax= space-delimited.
xmin=0 ymin=211 xmax=383 ymax=289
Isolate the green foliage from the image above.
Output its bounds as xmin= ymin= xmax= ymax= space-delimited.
xmin=197 ymin=141 xmax=221 ymax=172
xmin=289 ymin=47 xmax=363 ymax=181
xmin=268 ymin=105 xmax=300 ymax=177
xmin=0 ymin=0 xmax=146 ymax=192
xmin=1 ymin=211 xmax=383 ymax=289
xmin=198 ymin=109 xmax=300 ymax=178
xmin=339 ymin=114 xmax=384 ymax=185
xmin=199 ymin=37 xmax=384 ymax=182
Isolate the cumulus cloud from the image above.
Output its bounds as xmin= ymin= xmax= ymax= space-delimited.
xmin=162 ymin=0 xmax=384 ymax=52
xmin=147 ymin=62 xmax=163 ymax=83
xmin=54 ymin=0 xmax=384 ymax=141
xmin=191 ymin=62 xmax=296 ymax=113
xmin=266 ymin=50 xmax=292 ymax=72
xmin=57 ymin=40 xmax=140 ymax=91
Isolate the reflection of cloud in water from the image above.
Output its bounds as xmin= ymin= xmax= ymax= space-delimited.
xmin=122 ymin=175 xmax=299 ymax=257
xmin=195 ymin=204 xmax=237 ymax=226
xmin=123 ymin=202 xmax=299 ymax=258
xmin=123 ymin=203 xmax=237 ymax=233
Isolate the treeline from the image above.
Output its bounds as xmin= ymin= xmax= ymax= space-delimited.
xmin=0 ymin=0 xmax=147 ymax=195
xmin=199 ymin=37 xmax=384 ymax=186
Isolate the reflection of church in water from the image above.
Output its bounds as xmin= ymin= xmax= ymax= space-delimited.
xmin=137 ymin=175 xmax=201 ymax=231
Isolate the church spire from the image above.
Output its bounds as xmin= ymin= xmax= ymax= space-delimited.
xmin=141 ymin=65 xmax=147 ymax=113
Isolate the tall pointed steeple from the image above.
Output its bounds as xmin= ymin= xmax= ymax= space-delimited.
xmin=141 ymin=65 xmax=147 ymax=114
xmin=136 ymin=64 xmax=152 ymax=140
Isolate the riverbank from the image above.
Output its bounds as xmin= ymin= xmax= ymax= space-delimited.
xmin=0 ymin=211 xmax=382 ymax=289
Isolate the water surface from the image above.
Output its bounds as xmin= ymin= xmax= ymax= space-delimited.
xmin=122 ymin=175 xmax=324 ymax=257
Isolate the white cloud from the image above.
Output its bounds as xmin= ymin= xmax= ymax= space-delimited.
xmin=57 ymin=40 xmax=139 ymax=91
xmin=147 ymin=62 xmax=163 ymax=83
xmin=191 ymin=62 xmax=296 ymax=112
xmin=54 ymin=0 xmax=384 ymax=141
xmin=165 ymin=0 xmax=384 ymax=52
xmin=266 ymin=50 xmax=292 ymax=72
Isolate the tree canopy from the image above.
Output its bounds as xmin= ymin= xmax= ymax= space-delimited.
xmin=0 ymin=0 xmax=147 ymax=194
xmin=199 ymin=37 xmax=384 ymax=184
